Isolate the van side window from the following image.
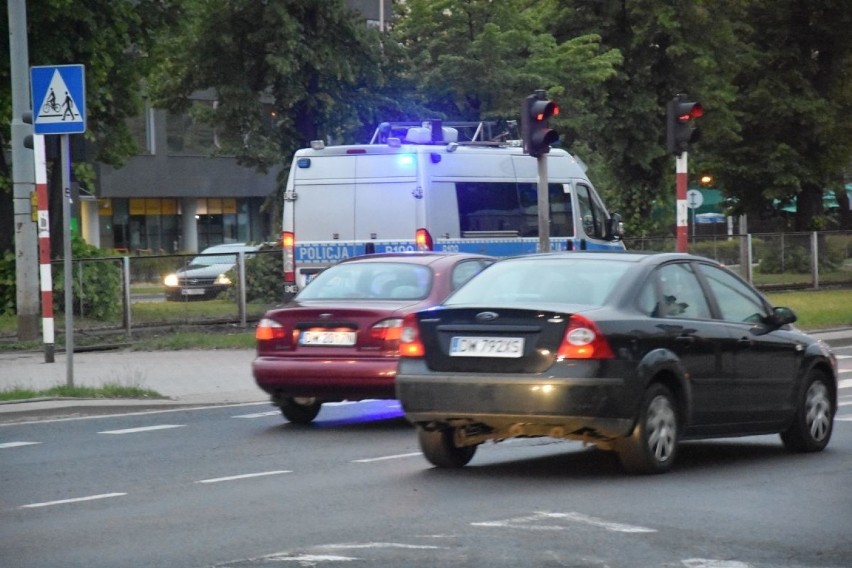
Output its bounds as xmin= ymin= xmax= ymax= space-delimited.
xmin=456 ymin=182 xmax=573 ymax=238
xmin=576 ymin=184 xmax=606 ymax=239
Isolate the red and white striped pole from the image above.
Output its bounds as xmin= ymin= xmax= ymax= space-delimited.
xmin=675 ymin=152 xmax=688 ymax=253
xmin=33 ymin=134 xmax=55 ymax=362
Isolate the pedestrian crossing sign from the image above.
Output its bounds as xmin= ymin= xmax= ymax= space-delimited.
xmin=30 ymin=64 xmax=86 ymax=135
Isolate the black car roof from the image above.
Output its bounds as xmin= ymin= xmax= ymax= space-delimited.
xmin=507 ymin=251 xmax=700 ymax=264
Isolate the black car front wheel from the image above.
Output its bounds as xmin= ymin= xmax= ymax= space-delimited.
xmin=278 ymin=397 xmax=322 ymax=424
xmin=781 ymin=370 xmax=834 ymax=452
xmin=418 ymin=428 xmax=477 ymax=468
xmin=616 ymin=383 xmax=679 ymax=474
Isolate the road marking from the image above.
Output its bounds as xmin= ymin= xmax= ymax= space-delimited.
xmin=682 ymin=559 xmax=751 ymax=568
xmin=197 ymin=470 xmax=292 ymax=484
xmin=0 ymin=401 xmax=270 ymax=427
xmin=352 ymin=452 xmax=422 ymax=463
xmin=233 ymin=410 xmax=280 ymax=418
xmin=316 ymin=542 xmax=443 ymax=550
xmin=839 ymin=378 xmax=852 ymax=388
xmin=20 ymin=492 xmax=126 ymax=509
xmin=471 ymin=511 xmax=656 ymax=533
xmin=0 ymin=441 xmax=41 ymax=449
xmin=98 ymin=424 xmax=185 ymax=434
xmin=837 ymin=416 xmax=852 ymax=422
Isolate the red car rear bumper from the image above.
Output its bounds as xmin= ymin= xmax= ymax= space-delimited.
xmin=252 ymin=356 xmax=399 ymax=401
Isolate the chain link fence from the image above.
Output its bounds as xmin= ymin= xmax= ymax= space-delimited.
xmin=3 ymin=231 xmax=851 ymax=345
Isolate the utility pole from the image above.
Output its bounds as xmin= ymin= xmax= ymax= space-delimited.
xmin=8 ymin=0 xmax=40 ymax=340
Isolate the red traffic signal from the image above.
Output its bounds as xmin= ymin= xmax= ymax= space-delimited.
xmin=666 ymin=96 xmax=702 ymax=155
xmin=522 ymin=92 xmax=559 ymax=158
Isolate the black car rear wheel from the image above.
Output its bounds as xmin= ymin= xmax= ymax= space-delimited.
xmin=781 ymin=370 xmax=833 ymax=452
xmin=278 ymin=397 xmax=322 ymax=424
xmin=418 ymin=427 xmax=477 ymax=468
xmin=616 ymin=383 xmax=679 ymax=474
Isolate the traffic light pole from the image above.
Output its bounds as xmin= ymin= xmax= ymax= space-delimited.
xmin=537 ymin=156 xmax=550 ymax=253
xmin=676 ymin=152 xmax=689 ymax=253
xmin=8 ymin=0 xmax=40 ymax=341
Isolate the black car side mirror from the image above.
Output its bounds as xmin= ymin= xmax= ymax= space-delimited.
xmin=767 ymin=306 xmax=797 ymax=327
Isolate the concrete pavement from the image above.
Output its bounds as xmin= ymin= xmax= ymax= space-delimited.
xmin=0 ymin=348 xmax=267 ymax=421
xmin=1 ymin=328 xmax=851 ymax=421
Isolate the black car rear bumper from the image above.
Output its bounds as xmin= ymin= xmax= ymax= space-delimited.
xmin=396 ymin=359 xmax=636 ymax=442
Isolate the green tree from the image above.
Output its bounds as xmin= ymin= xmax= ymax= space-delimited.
xmin=390 ymin=0 xmax=621 ymax=125
xmin=540 ymin=0 xmax=745 ymax=237
xmin=0 ymin=0 xmax=178 ymax=255
xmin=708 ymin=0 xmax=852 ymax=231
xmin=147 ymin=0 xmax=406 ymax=175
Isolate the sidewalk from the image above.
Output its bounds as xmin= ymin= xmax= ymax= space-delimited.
xmin=0 ymin=348 xmax=267 ymax=420
xmin=1 ymin=328 xmax=851 ymax=421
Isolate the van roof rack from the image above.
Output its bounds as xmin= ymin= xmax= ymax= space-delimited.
xmin=369 ymin=119 xmax=516 ymax=146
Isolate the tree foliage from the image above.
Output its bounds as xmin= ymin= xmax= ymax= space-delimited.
xmin=147 ymin=0 xmax=408 ymax=172
xmin=0 ymin=0 xmax=178 ymax=252
xmin=707 ymin=0 xmax=852 ymax=231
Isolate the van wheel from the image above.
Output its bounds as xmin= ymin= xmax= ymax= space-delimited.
xmin=278 ymin=397 xmax=322 ymax=424
xmin=616 ymin=383 xmax=678 ymax=474
xmin=781 ymin=370 xmax=833 ymax=452
xmin=418 ymin=428 xmax=477 ymax=468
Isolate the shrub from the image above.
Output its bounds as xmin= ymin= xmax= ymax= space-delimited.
xmin=52 ymin=238 xmax=122 ymax=319
xmin=224 ymin=244 xmax=284 ymax=304
xmin=690 ymin=239 xmax=740 ymax=266
xmin=0 ymin=250 xmax=15 ymax=316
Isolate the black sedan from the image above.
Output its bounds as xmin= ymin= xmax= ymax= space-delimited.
xmin=395 ymin=252 xmax=838 ymax=474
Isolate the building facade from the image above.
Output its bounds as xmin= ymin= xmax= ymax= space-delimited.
xmin=90 ymin=0 xmax=393 ymax=254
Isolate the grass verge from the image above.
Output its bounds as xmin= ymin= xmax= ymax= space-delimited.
xmin=764 ymin=289 xmax=852 ymax=330
xmin=0 ymin=383 xmax=164 ymax=402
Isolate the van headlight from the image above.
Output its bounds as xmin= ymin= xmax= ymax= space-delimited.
xmin=215 ymin=273 xmax=232 ymax=286
xmin=164 ymin=274 xmax=179 ymax=287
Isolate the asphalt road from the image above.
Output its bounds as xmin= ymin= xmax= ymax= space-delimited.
xmin=2 ymin=347 xmax=851 ymax=568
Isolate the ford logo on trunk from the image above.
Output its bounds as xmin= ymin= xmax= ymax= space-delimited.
xmin=475 ymin=311 xmax=499 ymax=321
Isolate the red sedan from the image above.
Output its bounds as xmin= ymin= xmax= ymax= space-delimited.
xmin=252 ymin=252 xmax=494 ymax=423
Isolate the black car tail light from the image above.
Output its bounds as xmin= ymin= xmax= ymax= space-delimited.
xmin=556 ymin=314 xmax=614 ymax=360
xmin=399 ymin=313 xmax=425 ymax=357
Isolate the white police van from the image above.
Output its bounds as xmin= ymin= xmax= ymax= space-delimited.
xmin=281 ymin=121 xmax=624 ymax=295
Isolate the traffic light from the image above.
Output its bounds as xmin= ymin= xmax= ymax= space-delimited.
xmin=521 ymin=91 xmax=559 ymax=158
xmin=666 ymin=95 xmax=703 ymax=155
xmin=22 ymin=111 xmax=33 ymax=149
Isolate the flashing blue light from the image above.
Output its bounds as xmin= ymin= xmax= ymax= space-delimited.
xmin=398 ymin=155 xmax=415 ymax=167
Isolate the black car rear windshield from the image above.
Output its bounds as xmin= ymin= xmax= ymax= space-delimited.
xmin=445 ymin=258 xmax=629 ymax=306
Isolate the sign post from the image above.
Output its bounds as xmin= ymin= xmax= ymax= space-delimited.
xmin=686 ymin=188 xmax=704 ymax=239
xmin=30 ymin=64 xmax=86 ymax=387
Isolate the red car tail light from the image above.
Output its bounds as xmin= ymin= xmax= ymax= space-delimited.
xmin=370 ymin=318 xmax=404 ymax=342
xmin=256 ymin=318 xmax=286 ymax=341
xmin=556 ymin=314 xmax=614 ymax=360
xmin=399 ymin=313 xmax=425 ymax=357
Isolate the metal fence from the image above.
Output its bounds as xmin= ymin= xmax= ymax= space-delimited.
xmin=624 ymin=230 xmax=852 ymax=290
xmin=9 ymin=231 xmax=852 ymax=344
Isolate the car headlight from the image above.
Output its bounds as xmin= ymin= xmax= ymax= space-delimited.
xmin=215 ymin=274 xmax=232 ymax=286
xmin=164 ymin=274 xmax=179 ymax=287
